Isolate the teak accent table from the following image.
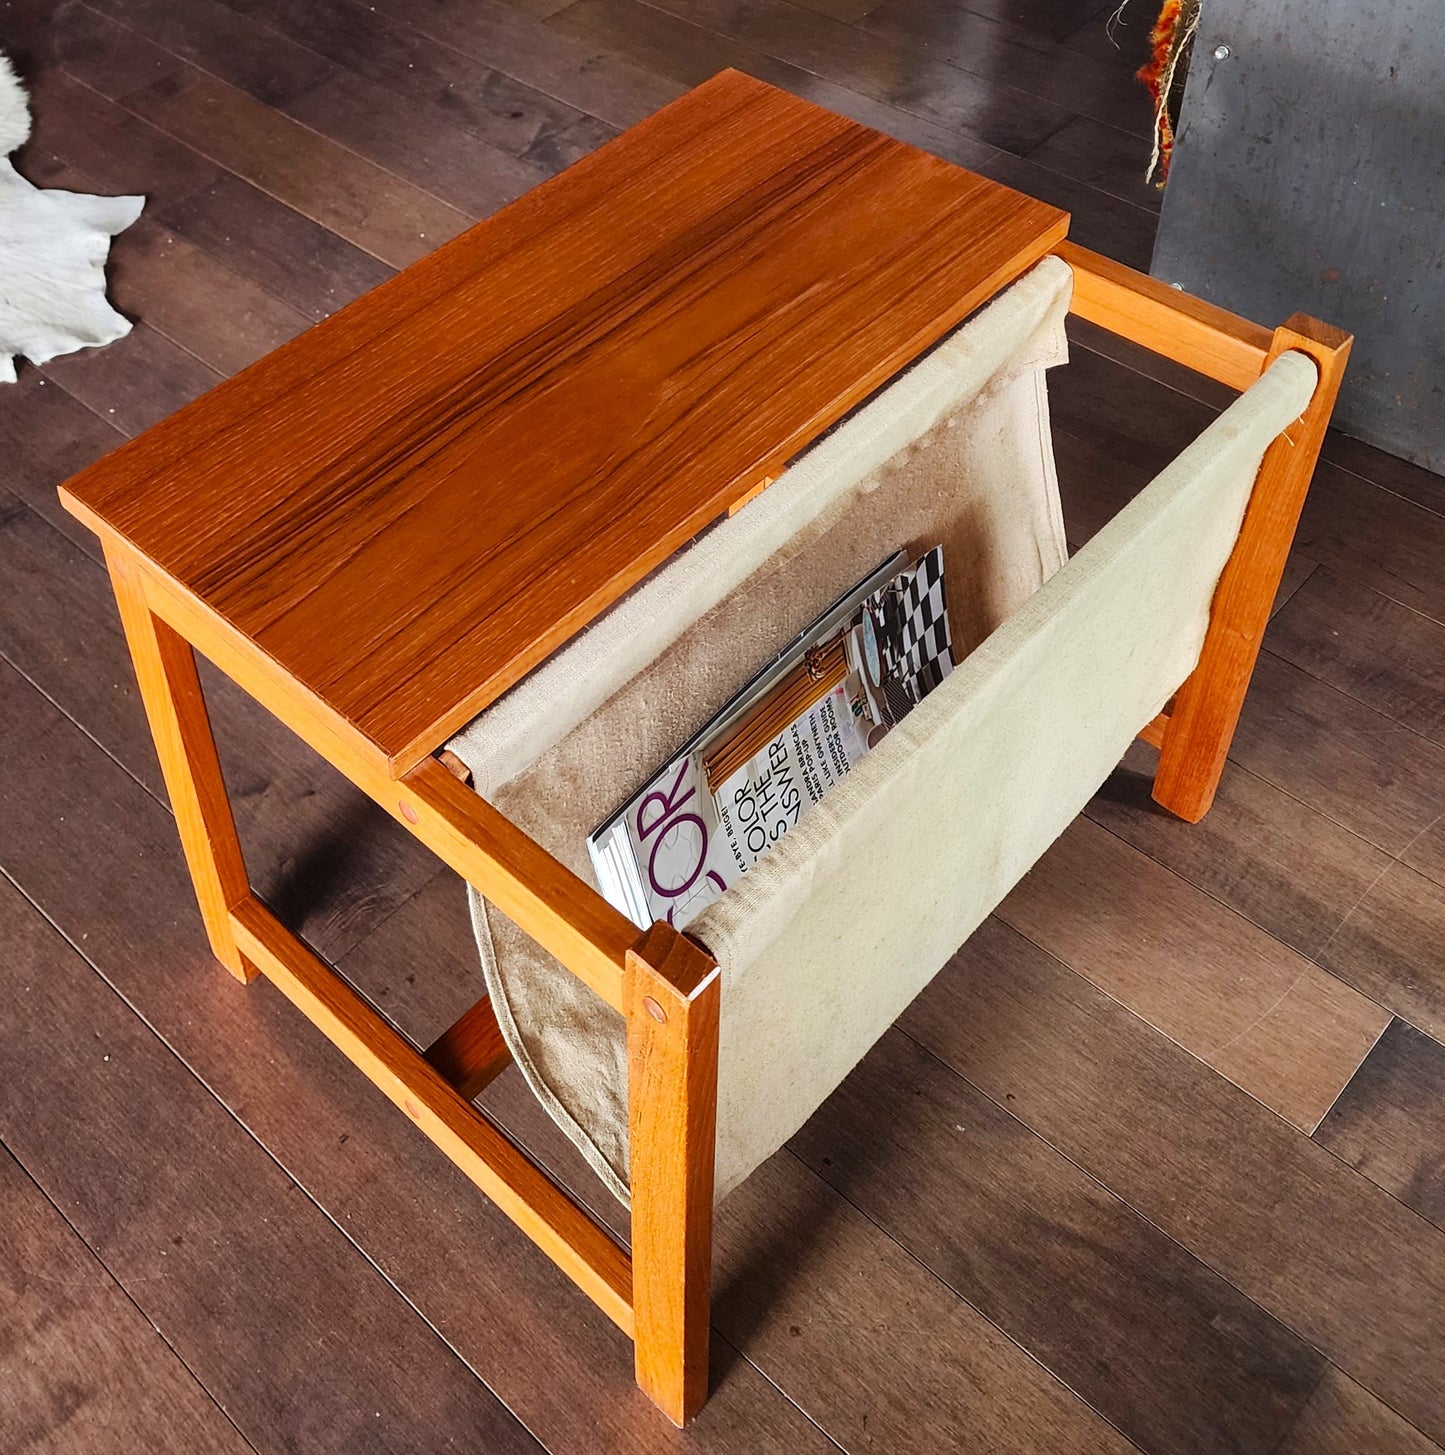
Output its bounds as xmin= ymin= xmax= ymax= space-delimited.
xmin=60 ymin=71 xmax=1348 ymax=1424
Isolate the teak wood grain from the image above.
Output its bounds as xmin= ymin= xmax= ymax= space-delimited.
xmin=1057 ymin=240 xmax=1273 ymax=391
xmin=16 ymin=3 xmax=1424 ymax=1438
xmin=58 ymin=68 xmax=1066 ymax=777
xmin=111 ymin=545 xmax=637 ymax=1011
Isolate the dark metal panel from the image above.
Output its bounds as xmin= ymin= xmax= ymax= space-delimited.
xmin=1153 ymin=0 xmax=1445 ymax=472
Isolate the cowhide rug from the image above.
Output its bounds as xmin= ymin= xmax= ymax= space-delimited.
xmin=0 ymin=50 xmax=144 ymax=383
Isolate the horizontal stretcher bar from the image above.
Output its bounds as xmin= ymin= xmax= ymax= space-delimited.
xmin=229 ymin=894 xmax=635 ymax=1333
xmin=425 ymin=994 xmax=514 ymax=1100
xmin=1138 ymin=712 xmax=1172 ymax=749
xmin=1056 ymin=241 xmax=1274 ymax=391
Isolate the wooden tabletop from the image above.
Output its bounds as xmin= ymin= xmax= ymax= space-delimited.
xmin=61 ymin=70 xmax=1067 ymax=778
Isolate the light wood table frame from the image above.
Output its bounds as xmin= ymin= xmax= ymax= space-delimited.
xmin=59 ymin=76 xmax=1349 ymax=1427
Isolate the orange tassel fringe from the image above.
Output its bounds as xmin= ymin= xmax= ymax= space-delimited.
xmin=1138 ymin=0 xmax=1187 ymax=186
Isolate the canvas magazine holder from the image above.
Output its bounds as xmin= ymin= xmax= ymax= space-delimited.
xmin=445 ymin=256 xmax=1317 ymax=1204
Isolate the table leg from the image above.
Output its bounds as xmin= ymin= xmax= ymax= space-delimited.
xmin=1152 ymin=315 xmax=1352 ymax=822
xmin=626 ymin=923 xmax=720 ymax=1425
xmin=106 ymin=546 xmax=256 ymax=982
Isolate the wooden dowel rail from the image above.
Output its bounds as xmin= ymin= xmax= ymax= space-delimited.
xmin=1061 ymin=249 xmax=1351 ymax=819
xmin=229 ymin=895 xmax=635 ymax=1333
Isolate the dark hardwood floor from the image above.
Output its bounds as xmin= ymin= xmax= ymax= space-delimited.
xmin=2 ymin=0 xmax=1444 ymax=1449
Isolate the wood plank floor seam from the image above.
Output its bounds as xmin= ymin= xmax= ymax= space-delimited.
xmin=1313 ymin=464 xmax=1445 ymax=527
xmin=362 ymin=0 xmax=688 ymax=130
xmin=1312 ymin=816 xmax=1445 ymax=964
xmin=0 ymin=652 xmax=841 ymax=1450
xmin=0 ymin=608 xmax=167 ymax=819
xmin=0 ymin=1134 xmax=267 ymax=1455
xmin=1080 ymin=773 xmax=1445 ymax=1039
xmin=87 ymin=4 xmax=547 ymax=226
xmin=42 ymin=315 xmax=221 ymax=416
xmin=32 ymin=51 xmax=465 ymax=274
xmin=617 ymin=0 xmax=1076 ymax=153
xmin=1062 ymin=330 xmax=1445 ymax=521
xmin=27 ymin=357 xmax=149 ymax=450
xmin=17 ymin=89 xmax=369 ymax=339
xmin=1266 ymin=573 xmax=1445 ymax=748
xmin=1236 ymin=657 xmax=1445 ymax=877
xmin=1006 ymin=814 xmax=1391 ymax=1129
xmin=1306 ymin=1042 xmax=1407 ymax=1166
xmin=1079 ymin=788 xmax=1381 ymax=964
xmin=970 ymin=908 xmax=1445 ymax=1226
xmin=37 ymin=202 xmax=309 ymax=383
xmin=197 ymin=0 xmax=617 ymax=170
xmin=954 ymin=127 xmax=1156 ymax=231
xmin=0 ymin=861 xmax=548 ymax=1451
xmin=1078 ymin=649 xmax=1445 ymax=896
xmin=771 ymin=1145 xmax=1154 ymax=1455
xmin=0 ymin=851 xmax=560 ymax=1453
xmin=1314 ymin=1019 xmax=1445 ymax=1241
xmin=1263 ymin=1365 xmax=1445 ymax=1455
xmin=120 ymin=73 xmax=475 ymax=264
xmin=896 ymin=918 xmax=1445 ymax=1447
xmin=784 ymin=1043 xmax=1320 ymax=1455
xmin=890 ymin=1020 xmax=1356 ymax=1339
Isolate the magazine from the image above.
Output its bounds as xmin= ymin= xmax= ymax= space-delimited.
xmin=588 ymin=547 xmax=954 ymax=930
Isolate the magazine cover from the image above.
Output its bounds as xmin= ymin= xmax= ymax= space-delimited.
xmin=588 ymin=547 xmax=953 ymax=930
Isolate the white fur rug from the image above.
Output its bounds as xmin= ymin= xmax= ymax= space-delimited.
xmin=0 ymin=51 xmax=143 ymax=383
